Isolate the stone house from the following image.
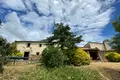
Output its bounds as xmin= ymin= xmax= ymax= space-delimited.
xmin=15 ymin=40 xmax=114 ymax=61
xmin=81 ymin=41 xmax=114 ymax=61
xmin=15 ymin=41 xmax=48 ymax=60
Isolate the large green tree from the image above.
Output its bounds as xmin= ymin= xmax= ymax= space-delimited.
xmin=45 ymin=23 xmax=82 ymax=50
xmin=110 ymin=17 xmax=120 ymax=53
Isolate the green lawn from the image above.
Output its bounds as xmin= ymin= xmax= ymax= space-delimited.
xmin=19 ymin=66 xmax=102 ymax=80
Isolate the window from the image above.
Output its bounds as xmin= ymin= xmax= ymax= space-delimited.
xmin=36 ymin=52 xmax=40 ymax=55
xmin=39 ymin=44 xmax=42 ymax=47
xmin=27 ymin=43 xmax=31 ymax=47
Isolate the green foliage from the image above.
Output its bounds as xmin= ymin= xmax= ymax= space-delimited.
xmin=41 ymin=46 xmax=64 ymax=68
xmin=0 ymin=37 xmax=11 ymax=56
xmin=110 ymin=17 xmax=120 ymax=53
xmin=105 ymin=52 xmax=120 ymax=62
xmin=63 ymin=48 xmax=76 ymax=65
xmin=110 ymin=34 xmax=120 ymax=53
xmin=10 ymin=42 xmax=18 ymax=55
xmin=44 ymin=23 xmax=82 ymax=50
xmin=11 ymin=52 xmax=24 ymax=57
xmin=112 ymin=17 xmax=120 ymax=32
xmin=0 ymin=37 xmax=18 ymax=56
xmin=72 ymin=48 xmax=91 ymax=66
xmin=20 ymin=66 xmax=101 ymax=80
xmin=0 ymin=36 xmax=18 ymax=73
xmin=0 ymin=55 xmax=4 ymax=73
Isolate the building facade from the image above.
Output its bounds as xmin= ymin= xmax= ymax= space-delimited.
xmin=15 ymin=41 xmax=47 ymax=60
xmin=81 ymin=41 xmax=114 ymax=61
xmin=15 ymin=40 xmax=114 ymax=61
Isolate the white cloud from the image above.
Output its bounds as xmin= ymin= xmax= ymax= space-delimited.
xmin=0 ymin=12 xmax=51 ymax=42
xmin=1 ymin=0 xmax=26 ymax=10
xmin=0 ymin=0 xmax=118 ymax=46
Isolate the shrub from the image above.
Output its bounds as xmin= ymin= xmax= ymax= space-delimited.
xmin=41 ymin=46 xmax=64 ymax=68
xmin=63 ymin=48 xmax=76 ymax=65
xmin=72 ymin=48 xmax=91 ymax=66
xmin=11 ymin=52 xmax=24 ymax=57
xmin=105 ymin=52 xmax=120 ymax=62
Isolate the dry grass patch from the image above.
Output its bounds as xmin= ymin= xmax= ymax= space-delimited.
xmin=0 ymin=64 xmax=38 ymax=80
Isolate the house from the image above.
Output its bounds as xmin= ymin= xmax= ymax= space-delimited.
xmin=15 ymin=40 xmax=114 ymax=61
xmin=81 ymin=40 xmax=114 ymax=61
xmin=15 ymin=41 xmax=48 ymax=60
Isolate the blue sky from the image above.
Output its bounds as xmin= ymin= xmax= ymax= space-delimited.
xmin=0 ymin=0 xmax=120 ymax=46
xmin=102 ymin=2 xmax=120 ymax=37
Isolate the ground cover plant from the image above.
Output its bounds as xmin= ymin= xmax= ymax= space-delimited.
xmin=19 ymin=66 xmax=101 ymax=80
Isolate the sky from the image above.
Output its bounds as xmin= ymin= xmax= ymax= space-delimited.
xmin=0 ymin=0 xmax=120 ymax=46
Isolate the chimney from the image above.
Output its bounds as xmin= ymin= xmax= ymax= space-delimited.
xmin=103 ymin=40 xmax=111 ymax=50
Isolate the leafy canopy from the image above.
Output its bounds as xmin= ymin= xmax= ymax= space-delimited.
xmin=110 ymin=17 xmax=120 ymax=53
xmin=45 ymin=23 xmax=82 ymax=50
xmin=112 ymin=17 xmax=120 ymax=32
xmin=0 ymin=37 xmax=18 ymax=56
xmin=0 ymin=37 xmax=11 ymax=56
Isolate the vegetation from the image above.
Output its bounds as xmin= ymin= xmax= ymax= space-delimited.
xmin=41 ymin=46 xmax=64 ymax=68
xmin=0 ymin=36 xmax=18 ymax=73
xmin=110 ymin=17 xmax=120 ymax=53
xmin=0 ymin=37 xmax=10 ymax=73
xmin=11 ymin=52 xmax=23 ymax=57
xmin=72 ymin=48 xmax=91 ymax=66
xmin=0 ymin=55 xmax=4 ymax=73
xmin=44 ymin=23 xmax=82 ymax=50
xmin=105 ymin=52 xmax=120 ymax=62
xmin=20 ymin=66 xmax=101 ymax=80
xmin=10 ymin=42 xmax=18 ymax=55
xmin=42 ymin=23 xmax=87 ymax=66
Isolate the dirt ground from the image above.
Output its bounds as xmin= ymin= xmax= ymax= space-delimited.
xmin=90 ymin=62 xmax=120 ymax=80
xmin=0 ymin=62 xmax=120 ymax=80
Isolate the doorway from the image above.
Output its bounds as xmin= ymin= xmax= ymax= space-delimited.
xmin=24 ymin=52 xmax=29 ymax=60
xmin=89 ymin=51 xmax=99 ymax=60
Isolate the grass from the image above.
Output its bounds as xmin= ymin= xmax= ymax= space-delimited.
xmin=19 ymin=66 xmax=102 ymax=80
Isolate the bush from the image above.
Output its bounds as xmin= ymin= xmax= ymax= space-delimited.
xmin=105 ymin=52 xmax=120 ymax=62
xmin=63 ymin=48 xmax=76 ymax=65
xmin=41 ymin=46 xmax=64 ymax=68
xmin=11 ymin=52 xmax=24 ymax=57
xmin=72 ymin=48 xmax=91 ymax=66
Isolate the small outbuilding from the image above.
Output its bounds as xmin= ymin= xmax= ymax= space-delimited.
xmin=81 ymin=41 xmax=114 ymax=61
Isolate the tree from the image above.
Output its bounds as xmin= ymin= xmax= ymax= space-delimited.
xmin=112 ymin=17 xmax=120 ymax=32
xmin=45 ymin=23 xmax=82 ymax=50
xmin=110 ymin=17 xmax=120 ymax=53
